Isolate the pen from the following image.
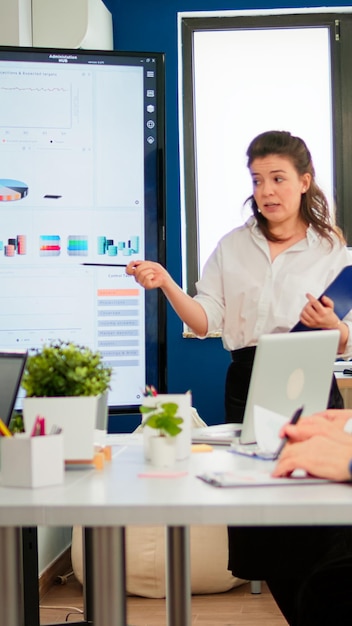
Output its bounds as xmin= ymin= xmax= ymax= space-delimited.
xmin=141 ymin=385 xmax=158 ymax=397
xmin=273 ymin=405 xmax=304 ymax=460
xmin=81 ymin=263 xmax=128 ymax=267
xmin=49 ymin=424 xmax=62 ymax=435
xmin=0 ymin=418 xmax=12 ymax=437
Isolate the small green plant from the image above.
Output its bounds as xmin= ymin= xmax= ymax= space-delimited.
xmin=21 ymin=340 xmax=112 ymax=397
xmin=8 ymin=411 xmax=24 ymax=434
xmin=140 ymin=401 xmax=183 ymax=437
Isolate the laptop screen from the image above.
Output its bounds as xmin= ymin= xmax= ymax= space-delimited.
xmin=240 ymin=330 xmax=340 ymax=444
xmin=0 ymin=351 xmax=27 ymax=426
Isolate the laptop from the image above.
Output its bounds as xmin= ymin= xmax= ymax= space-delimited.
xmin=238 ymin=330 xmax=340 ymax=446
xmin=0 ymin=350 xmax=27 ymax=426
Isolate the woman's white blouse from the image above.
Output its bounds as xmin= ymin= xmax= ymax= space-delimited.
xmin=193 ymin=217 xmax=352 ymax=358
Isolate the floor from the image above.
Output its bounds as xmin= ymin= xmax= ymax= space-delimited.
xmin=39 ymin=574 xmax=288 ymax=625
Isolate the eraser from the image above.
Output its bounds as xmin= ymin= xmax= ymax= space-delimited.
xmin=93 ymin=451 xmax=105 ymax=470
xmin=191 ymin=443 xmax=213 ymax=453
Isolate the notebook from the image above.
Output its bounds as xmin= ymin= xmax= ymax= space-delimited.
xmin=192 ymin=422 xmax=242 ymax=446
xmin=239 ymin=330 xmax=340 ymax=445
xmin=0 ymin=350 xmax=27 ymax=426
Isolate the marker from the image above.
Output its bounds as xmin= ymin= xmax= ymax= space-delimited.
xmin=39 ymin=417 xmax=46 ymax=436
xmin=31 ymin=415 xmax=46 ymax=437
xmin=273 ymin=406 xmax=304 ymax=460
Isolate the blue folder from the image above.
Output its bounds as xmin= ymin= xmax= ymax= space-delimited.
xmin=291 ymin=265 xmax=352 ymax=332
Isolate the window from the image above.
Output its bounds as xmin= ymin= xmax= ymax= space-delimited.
xmin=179 ymin=11 xmax=352 ymax=295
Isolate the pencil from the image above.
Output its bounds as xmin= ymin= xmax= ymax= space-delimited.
xmin=0 ymin=418 xmax=12 ymax=437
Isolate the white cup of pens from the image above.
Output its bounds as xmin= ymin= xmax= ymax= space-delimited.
xmin=0 ymin=415 xmax=64 ymax=488
xmin=140 ymin=386 xmax=192 ymax=462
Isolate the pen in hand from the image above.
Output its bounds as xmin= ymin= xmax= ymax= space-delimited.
xmin=273 ymin=406 xmax=304 ymax=460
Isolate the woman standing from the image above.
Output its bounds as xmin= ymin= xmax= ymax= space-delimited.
xmin=127 ymin=130 xmax=352 ymax=623
xmin=128 ymin=130 xmax=352 ymax=420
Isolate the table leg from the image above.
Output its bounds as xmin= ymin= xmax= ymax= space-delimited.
xmin=83 ymin=527 xmax=95 ymax=623
xmin=0 ymin=527 xmax=24 ymax=626
xmin=90 ymin=526 xmax=126 ymax=626
xmin=166 ymin=526 xmax=191 ymax=626
xmin=22 ymin=527 xmax=40 ymax=626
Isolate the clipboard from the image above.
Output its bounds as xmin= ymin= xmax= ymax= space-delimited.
xmin=291 ymin=265 xmax=352 ymax=332
xmin=196 ymin=470 xmax=328 ymax=487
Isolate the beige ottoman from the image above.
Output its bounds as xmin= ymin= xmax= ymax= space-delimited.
xmin=71 ymin=524 xmax=246 ymax=597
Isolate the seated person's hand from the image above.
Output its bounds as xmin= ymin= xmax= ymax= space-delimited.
xmin=272 ymin=434 xmax=352 ymax=481
xmin=313 ymin=408 xmax=352 ymax=430
xmin=279 ymin=415 xmax=352 ymax=443
xmin=278 ymin=410 xmax=352 ymax=442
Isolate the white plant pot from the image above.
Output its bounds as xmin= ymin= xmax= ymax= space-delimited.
xmin=22 ymin=392 xmax=108 ymax=462
xmin=142 ymin=393 xmax=192 ymax=460
xmin=149 ymin=435 xmax=177 ymax=468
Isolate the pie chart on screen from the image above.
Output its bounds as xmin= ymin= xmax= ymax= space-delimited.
xmin=0 ymin=179 xmax=29 ymax=201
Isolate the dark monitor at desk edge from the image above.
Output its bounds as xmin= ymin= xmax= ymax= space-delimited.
xmin=0 ymin=350 xmax=27 ymax=426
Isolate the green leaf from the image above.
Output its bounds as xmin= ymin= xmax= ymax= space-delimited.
xmin=140 ymin=398 xmax=184 ymax=437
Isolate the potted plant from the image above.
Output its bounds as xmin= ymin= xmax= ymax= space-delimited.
xmin=140 ymin=401 xmax=184 ymax=467
xmin=21 ymin=340 xmax=112 ymax=461
xmin=21 ymin=340 xmax=112 ymax=398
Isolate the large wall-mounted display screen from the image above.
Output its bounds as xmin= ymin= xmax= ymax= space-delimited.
xmin=0 ymin=46 xmax=166 ymax=413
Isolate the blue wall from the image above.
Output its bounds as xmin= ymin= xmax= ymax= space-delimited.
xmin=105 ymin=0 xmax=351 ymax=429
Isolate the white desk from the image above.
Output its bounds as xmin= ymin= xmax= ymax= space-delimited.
xmin=1 ymin=439 xmax=352 ymax=626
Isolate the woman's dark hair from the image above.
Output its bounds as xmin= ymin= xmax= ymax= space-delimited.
xmin=245 ymin=130 xmax=344 ymax=244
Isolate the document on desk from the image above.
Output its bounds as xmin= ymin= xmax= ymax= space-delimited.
xmin=230 ymin=405 xmax=290 ymax=460
xmin=197 ymin=406 xmax=329 ymax=487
